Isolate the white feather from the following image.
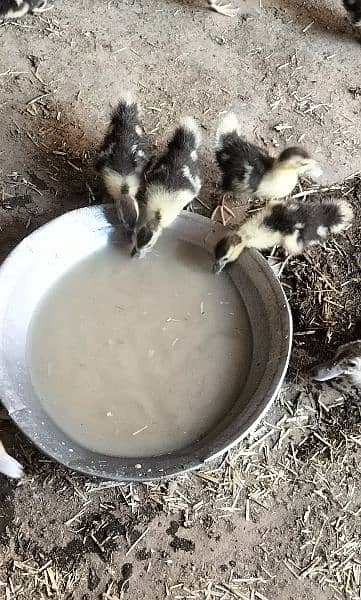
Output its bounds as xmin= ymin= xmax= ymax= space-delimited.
xmin=331 ymin=200 xmax=354 ymax=233
xmin=216 ymin=112 xmax=240 ymax=148
xmin=182 ymin=166 xmax=201 ymax=194
xmin=317 ymin=225 xmax=328 ymax=238
xmin=283 ymin=230 xmax=303 ymax=254
xmin=243 ymin=162 xmax=253 ymax=189
xmin=304 ymin=161 xmax=322 ymax=179
xmin=117 ymin=91 xmax=136 ymax=106
xmin=180 ymin=117 xmax=202 ymax=149
xmin=256 ymin=168 xmax=299 ymax=199
xmin=146 ymin=185 xmax=195 ymax=228
xmin=0 ymin=442 xmax=23 ymax=479
xmin=102 ymin=168 xmax=140 ymax=200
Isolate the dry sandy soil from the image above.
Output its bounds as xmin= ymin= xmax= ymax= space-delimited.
xmin=1 ymin=1 xmax=361 ymax=599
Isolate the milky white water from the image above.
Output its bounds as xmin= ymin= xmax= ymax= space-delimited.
xmin=28 ymin=235 xmax=252 ymax=457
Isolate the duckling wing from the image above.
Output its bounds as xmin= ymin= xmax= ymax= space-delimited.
xmin=96 ymin=96 xmax=150 ymax=180
xmin=263 ymin=202 xmax=305 ymax=235
xmin=299 ymin=201 xmax=352 ymax=245
xmin=147 ymin=118 xmax=201 ymax=197
xmin=263 ymin=201 xmax=352 ymax=253
xmin=216 ymin=132 xmax=273 ymax=193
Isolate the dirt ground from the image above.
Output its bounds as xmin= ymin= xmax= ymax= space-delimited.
xmin=1 ymin=1 xmax=361 ymax=599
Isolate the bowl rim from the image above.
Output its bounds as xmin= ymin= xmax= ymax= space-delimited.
xmin=0 ymin=206 xmax=292 ymax=481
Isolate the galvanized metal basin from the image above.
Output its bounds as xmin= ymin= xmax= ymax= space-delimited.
xmin=0 ymin=207 xmax=292 ymax=481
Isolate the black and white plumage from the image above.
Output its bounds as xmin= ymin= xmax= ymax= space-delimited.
xmin=216 ymin=113 xmax=322 ymax=200
xmin=312 ymin=340 xmax=361 ymax=387
xmin=213 ymin=199 xmax=353 ymax=273
xmin=132 ymin=117 xmax=202 ymax=257
xmin=0 ymin=0 xmax=47 ymax=19
xmin=0 ymin=440 xmax=23 ymax=479
xmin=96 ymin=95 xmax=150 ymax=235
xmin=343 ymin=0 xmax=361 ymax=26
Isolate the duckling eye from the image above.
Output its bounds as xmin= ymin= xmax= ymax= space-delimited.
xmin=348 ymin=360 xmax=358 ymax=367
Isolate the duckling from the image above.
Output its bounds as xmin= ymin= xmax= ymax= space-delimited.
xmin=207 ymin=0 xmax=237 ymax=17
xmin=0 ymin=0 xmax=47 ymax=19
xmin=312 ymin=340 xmax=361 ymax=387
xmin=343 ymin=0 xmax=361 ymax=29
xmin=213 ymin=198 xmax=353 ymax=273
xmin=0 ymin=440 xmax=23 ymax=479
xmin=215 ymin=113 xmax=322 ymax=200
xmin=132 ymin=117 xmax=201 ymax=257
xmin=96 ymin=94 xmax=150 ymax=236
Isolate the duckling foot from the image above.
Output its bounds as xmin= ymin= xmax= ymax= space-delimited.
xmin=211 ymin=194 xmax=235 ymax=226
xmin=207 ymin=0 xmax=238 ymax=17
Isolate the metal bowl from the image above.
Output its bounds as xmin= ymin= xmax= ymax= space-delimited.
xmin=0 ymin=207 xmax=292 ymax=481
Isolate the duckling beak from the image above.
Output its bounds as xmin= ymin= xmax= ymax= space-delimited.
xmin=311 ymin=362 xmax=344 ymax=382
xmin=115 ymin=193 xmax=139 ymax=232
xmin=213 ymin=260 xmax=227 ymax=274
xmin=304 ymin=161 xmax=322 ymax=180
xmin=131 ymin=246 xmax=148 ymax=259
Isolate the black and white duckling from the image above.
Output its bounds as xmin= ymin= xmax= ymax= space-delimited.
xmin=96 ymin=94 xmax=150 ymax=235
xmin=207 ymin=0 xmax=237 ymax=17
xmin=0 ymin=0 xmax=47 ymax=19
xmin=131 ymin=117 xmax=202 ymax=257
xmin=312 ymin=340 xmax=361 ymax=387
xmin=343 ymin=0 xmax=361 ymax=29
xmin=213 ymin=198 xmax=353 ymax=273
xmin=0 ymin=440 xmax=23 ymax=479
xmin=215 ymin=113 xmax=322 ymax=200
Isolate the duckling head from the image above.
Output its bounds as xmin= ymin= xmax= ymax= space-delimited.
xmin=98 ymin=144 xmax=147 ymax=180
xmin=131 ymin=222 xmax=161 ymax=258
xmin=115 ymin=189 xmax=139 ymax=235
xmin=276 ymin=147 xmax=322 ymax=179
xmin=343 ymin=0 xmax=361 ymax=24
xmin=213 ymin=233 xmax=245 ymax=274
xmin=312 ymin=342 xmax=361 ymax=385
